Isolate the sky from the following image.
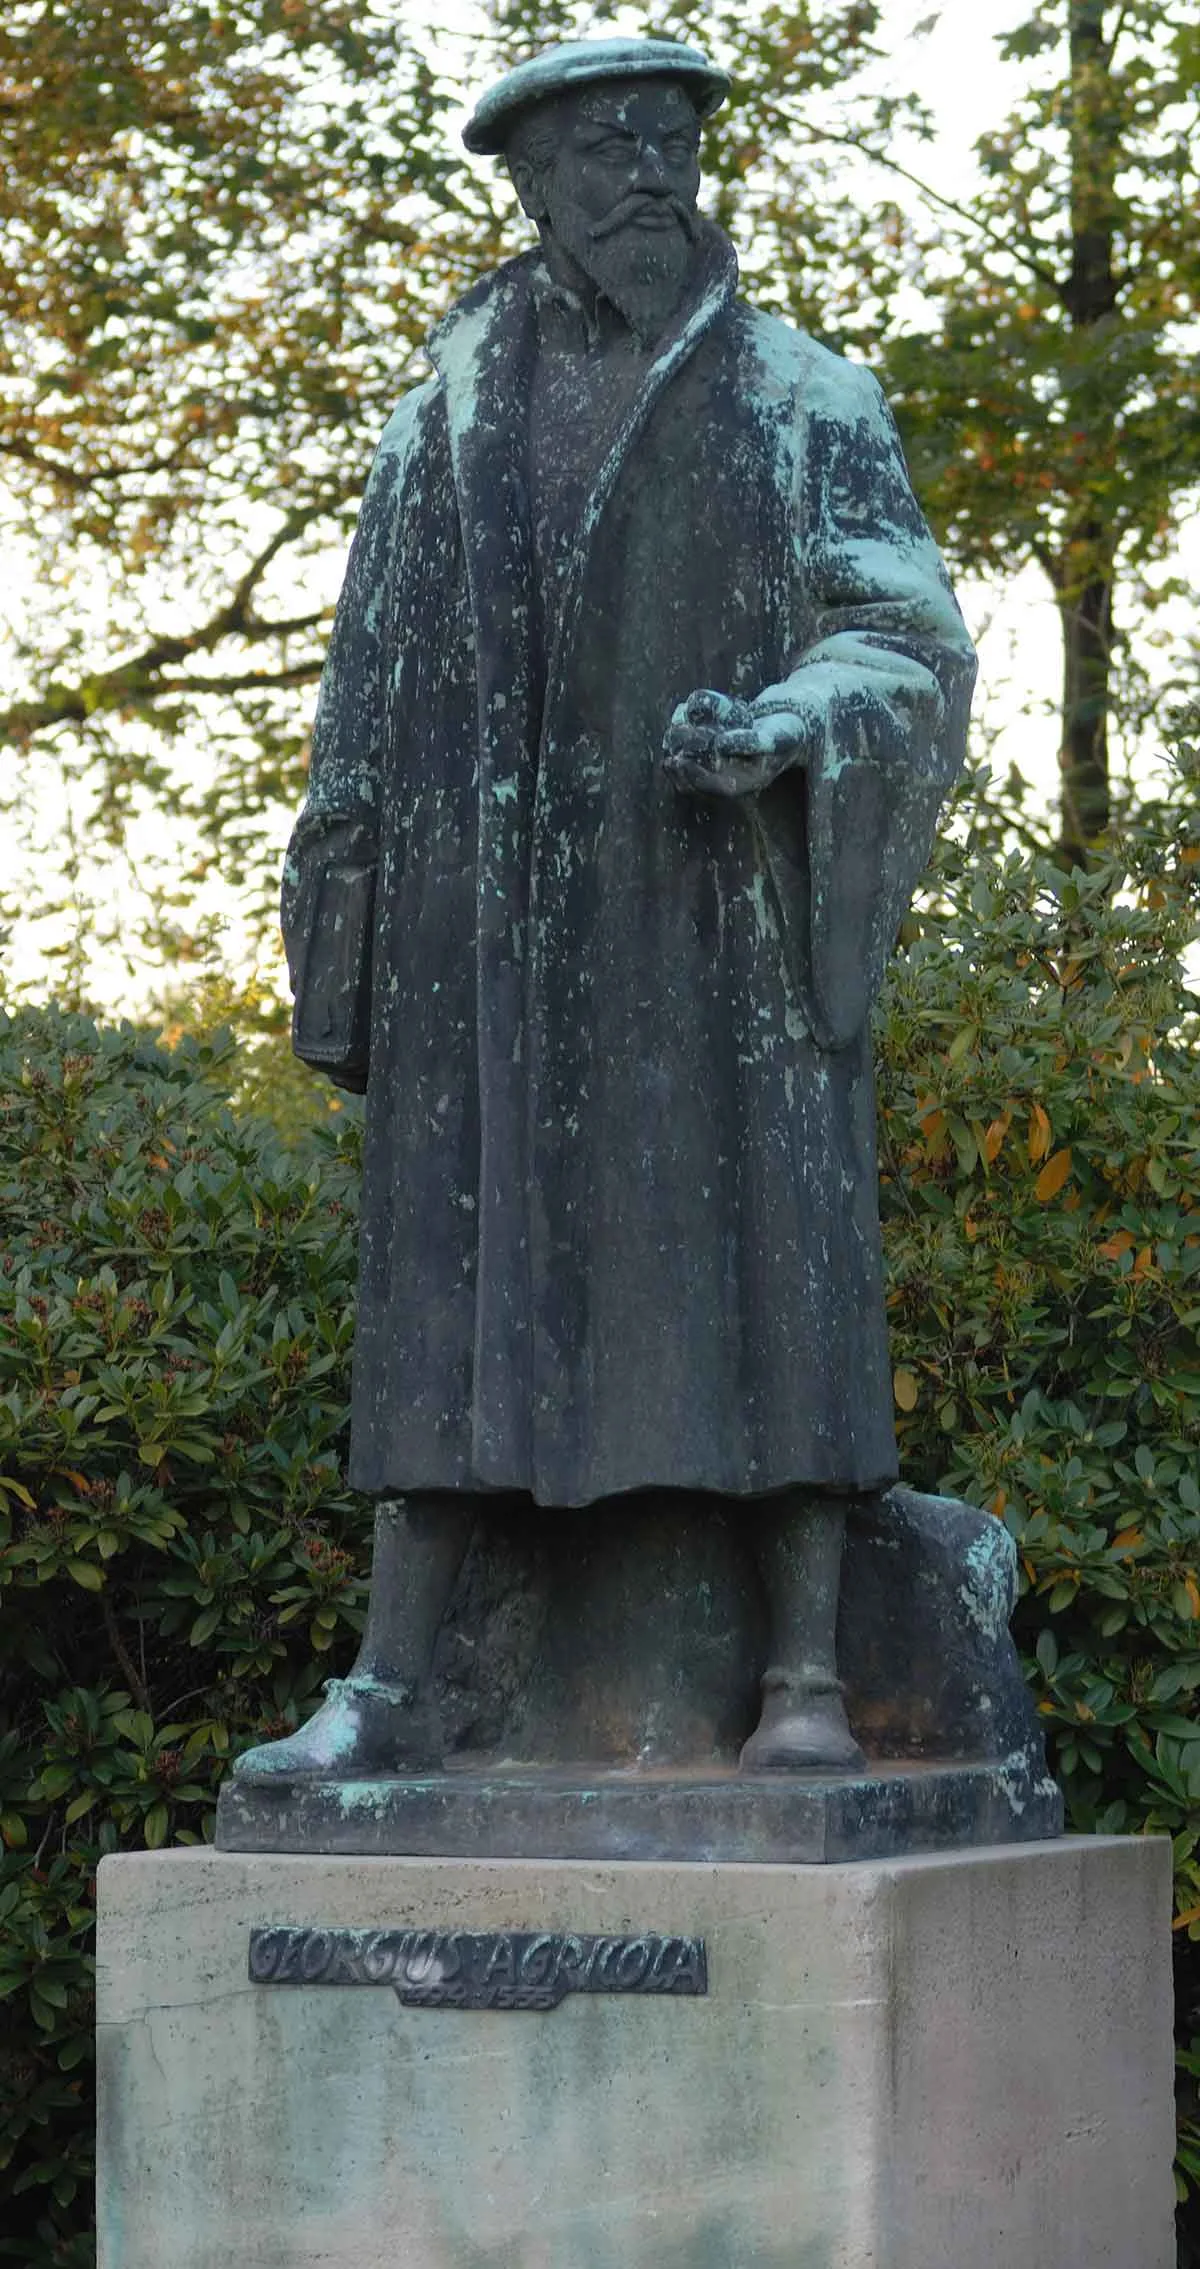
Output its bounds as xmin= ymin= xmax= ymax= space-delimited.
xmin=2 ymin=0 xmax=1196 ymax=1011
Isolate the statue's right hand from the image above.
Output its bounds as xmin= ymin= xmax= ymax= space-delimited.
xmin=663 ymin=688 xmax=811 ymax=801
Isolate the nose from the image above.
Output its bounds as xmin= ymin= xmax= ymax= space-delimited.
xmin=630 ymin=137 xmax=669 ymax=192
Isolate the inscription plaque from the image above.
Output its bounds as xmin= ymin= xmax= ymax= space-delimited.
xmin=248 ymin=1926 xmax=708 ymax=2011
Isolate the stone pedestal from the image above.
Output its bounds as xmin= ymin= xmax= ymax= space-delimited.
xmin=97 ymin=1837 xmax=1175 ymax=2269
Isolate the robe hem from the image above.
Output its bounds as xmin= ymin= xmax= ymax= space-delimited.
xmin=348 ymin=1458 xmax=902 ymax=1510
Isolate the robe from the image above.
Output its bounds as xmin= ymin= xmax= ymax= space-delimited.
xmin=283 ymin=226 xmax=977 ymax=1509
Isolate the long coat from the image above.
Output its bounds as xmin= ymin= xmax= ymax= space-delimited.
xmin=284 ymin=227 xmax=976 ymax=1509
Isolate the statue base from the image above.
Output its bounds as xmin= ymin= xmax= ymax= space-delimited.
xmin=97 ymin=1839 xmax=1174 ymax=2269
xmin=217 ymin=1488 xmax=1063 ymax=1864
xmin=215 ymin=1749 xmax=1062 ymax=1862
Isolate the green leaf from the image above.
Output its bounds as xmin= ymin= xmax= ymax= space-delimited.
xmin=65 ymin=1559 xmax=104 ymax=1592
xmin=35 ymin=1765 xmax=74 ymax=1801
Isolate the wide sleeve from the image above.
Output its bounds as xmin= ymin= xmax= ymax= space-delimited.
xmin=281 ymin=386 xmax=429 ymax=1085
xmin=752 ymin=362 xmax=977 ymax=1051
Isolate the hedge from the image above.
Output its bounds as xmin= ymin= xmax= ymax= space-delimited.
xmin=0 ymin=1017 xmax=370 ymax=2265
xmin=878 ymin=768 xmax=1200 ymax=2258
xmin=1 ymin=766 xmax=1198 ymax=2263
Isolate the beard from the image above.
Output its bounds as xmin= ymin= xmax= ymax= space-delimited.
xmin=545 ymin=192 xmax=696 ymax=347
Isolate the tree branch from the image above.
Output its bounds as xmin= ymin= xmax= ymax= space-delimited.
xmin=758 ymin=103 xmax=1064 ymax=294
xmin=1031 ymin=539 xmax=1064 ymax=591
xmin=968 ymin=800 xmax=1058 ymax=859
xmin=1 ymin=507 xmax=338 ymax=744
xmin=154 ymin=662 xmax=323 ymax=695
xmin=241 ymin=608 xmax=330 ymax=643
xmin=0 ymin=433 xmax=194 ymax=492
xmin=218 ymin=512 xmax=326 ymax=640
xmin=1103 ymin=3 xmax=1131 ymax=64
xmin=102 ymin=1589 xmax=152 ymax=1713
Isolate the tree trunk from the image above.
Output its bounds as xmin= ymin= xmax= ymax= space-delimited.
xmin=1057 ymin=539 xmax=1114 ymax=861
xmin=1056 ymin=0 xmax=1120 ymax=861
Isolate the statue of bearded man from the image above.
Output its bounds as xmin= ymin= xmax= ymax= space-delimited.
xmin=233 ymin=37 xmax=977 ymax=1791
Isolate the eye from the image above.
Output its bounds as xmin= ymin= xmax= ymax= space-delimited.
xmin=578 ymin=130 xmax=634 ymax=160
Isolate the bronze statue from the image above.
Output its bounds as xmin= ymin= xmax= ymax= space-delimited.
xmin=233 ymin=36 xmax=978 ymax=1795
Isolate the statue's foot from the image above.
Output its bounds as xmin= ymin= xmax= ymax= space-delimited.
xmin=739 ymin=1682 xmax=865 ymax=1773
xmin=231 ymin=1675 xmax=440 ymax=1783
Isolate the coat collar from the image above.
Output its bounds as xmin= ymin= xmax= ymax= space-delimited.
xmin=426 ymin=220 xmax=737 ymax=421
xmin=427 ymin=222 xmax=739 ymax=713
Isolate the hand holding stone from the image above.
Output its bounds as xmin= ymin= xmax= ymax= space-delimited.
xmin=663 ymin=687 xmax=812 ymax=800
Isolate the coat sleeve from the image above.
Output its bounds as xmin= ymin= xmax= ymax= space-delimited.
xmin=281 ymin=385 xmax=430 ymax=1086
xmin=751 ymin=361 xmax=976 ymax=1051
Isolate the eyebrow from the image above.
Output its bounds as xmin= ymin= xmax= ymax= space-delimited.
xmin=575 ymin=110 xmax=699 ymax=139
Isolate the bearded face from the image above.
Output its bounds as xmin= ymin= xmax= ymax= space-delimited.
xmin=508 ymin=78 xmax=703 ymax=345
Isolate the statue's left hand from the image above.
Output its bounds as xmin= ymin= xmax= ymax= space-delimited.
xmin=663 ymin=689 xmax=813 ymax=800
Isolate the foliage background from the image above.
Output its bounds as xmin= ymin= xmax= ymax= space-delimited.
xmin=0 ymin=1013 xmax=367 ymax=2265
xmin=1 ymin=751 xmax=1197 ymax=2263
xmin=2 ymin=0 xmax=1198 ymax=995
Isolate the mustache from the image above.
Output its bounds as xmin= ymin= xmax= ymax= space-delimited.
xmin=589 ymin=193 xmax=697 ymax=243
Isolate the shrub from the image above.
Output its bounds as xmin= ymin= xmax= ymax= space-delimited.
xmin=0 ymin=1012 xmax=369 ymax=2266
xmin=0 ymin=756 xmax=1198 ymax=2260
xmin=878 ymin=757 xmax=1200 ymax=2241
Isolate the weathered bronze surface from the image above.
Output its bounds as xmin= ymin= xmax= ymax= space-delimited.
xmin=223 ymin=1757 xmax=1061 ymax=1865
xmin=223 ymin=36 xmax=1058 ymax=1839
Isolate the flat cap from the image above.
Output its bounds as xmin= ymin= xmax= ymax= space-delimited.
xmin=463 ymin=36 xmax=729 ymax=156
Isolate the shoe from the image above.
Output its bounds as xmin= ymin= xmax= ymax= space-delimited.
xmin=231 ymin=1674 xmax=440 ymax=1782
xmin=739 ymin=1676 xmax=865 ymax=1773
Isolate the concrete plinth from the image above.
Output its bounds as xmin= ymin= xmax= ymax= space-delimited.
xmin=97 ymin=1838 xmax=1175 ymax=2269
